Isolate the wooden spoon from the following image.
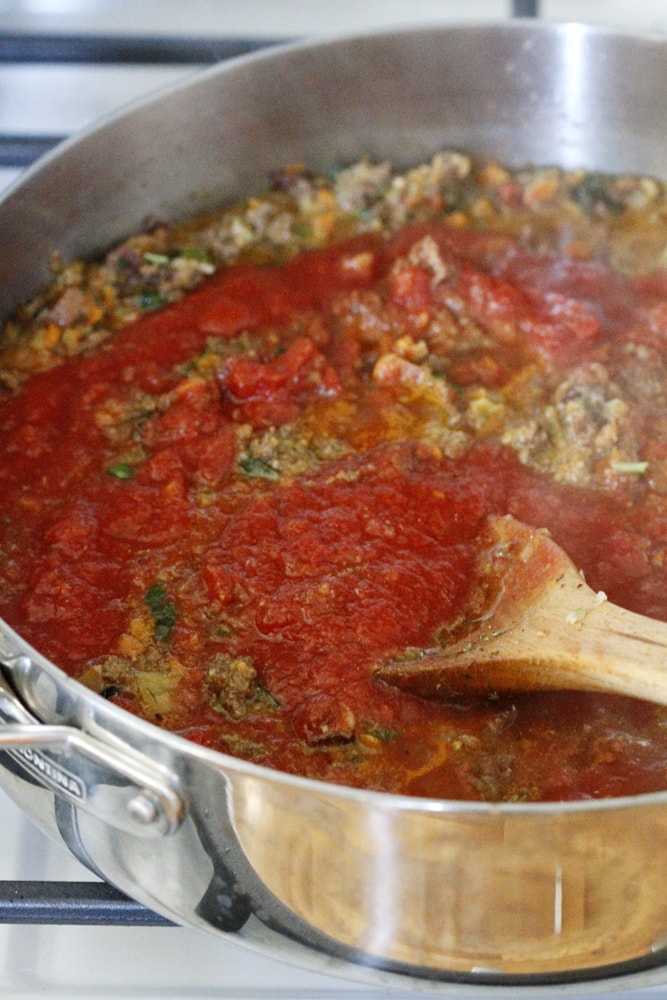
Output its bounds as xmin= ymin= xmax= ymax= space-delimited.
xmin=375 ymin=514 xmax=667 ymax=705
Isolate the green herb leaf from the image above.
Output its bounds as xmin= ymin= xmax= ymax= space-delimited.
xmin=238 ymin=457 xmax=280 ymax=480
xmin=140 ymin=289 xmax=167 ymax=312
xmin=571 ymin=173 xmax=624 ymax=214
xmin=107 ymin=463 xmax=135 ymax=480
xmin=180 ymin=247 xmax=211 ymax=263
xmin=256 ymin=684 xmax=281 ymax=710
xmin=144 ymin=583 xmax=177 ymax=639
xmin=610 ymin=460 xmax=649 ymax=475
xmin=143 ymin=252 xmax=170 ymax=267
xmin=367 ymin=726 xmax=399 ymax=742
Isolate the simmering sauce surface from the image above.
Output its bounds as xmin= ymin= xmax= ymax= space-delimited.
xmin=2 ymin=154 xmax=667 ymax=801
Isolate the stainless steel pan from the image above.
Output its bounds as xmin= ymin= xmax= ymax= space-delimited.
xmin=2 ymin=20 xmax=667 ymax=992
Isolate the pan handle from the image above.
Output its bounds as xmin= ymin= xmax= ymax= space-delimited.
xmin=0 ymin=662 xmax=185 ymax=839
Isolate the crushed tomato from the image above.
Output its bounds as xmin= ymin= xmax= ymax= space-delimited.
xmin=3 ymin=156 xmax=667 ymax=803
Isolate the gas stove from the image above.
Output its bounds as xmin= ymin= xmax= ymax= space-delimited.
xmin=3 ymin=2 xmax=667 ymax=997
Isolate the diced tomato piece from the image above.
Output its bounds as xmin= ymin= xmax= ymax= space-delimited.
xmin=218 ymin=337 xmax=340 ymax=428
xmin=390 ymin=265 xmax=433 ymax=311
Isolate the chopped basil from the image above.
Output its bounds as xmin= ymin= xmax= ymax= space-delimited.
xmin=256 ymin=684 xmax=281 ymax=710
xmin=238 ymin=457 xmax=280 ymax=480
xmin=144 ymin=583 xmax=177 ymax=639
xmin=107 ymin=462 xmax=135 ymax=480
xmin=140 ymin=289 xmax=167 ymax=312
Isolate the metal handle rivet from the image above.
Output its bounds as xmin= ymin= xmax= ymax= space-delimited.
xmin=127 ymin=791 xmax=160 ymax=826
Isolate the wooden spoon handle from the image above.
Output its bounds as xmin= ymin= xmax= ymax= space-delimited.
xmin=465 ymin=570 xmax=667 ymax=703
xmin=377 ymin=516 xmax=667 ymax=705
xmin=380 ymin=574 xmax=667 ymax=703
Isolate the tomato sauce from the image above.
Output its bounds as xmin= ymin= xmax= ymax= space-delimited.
xmin=2 ymin=212 xmax=667 ymax=802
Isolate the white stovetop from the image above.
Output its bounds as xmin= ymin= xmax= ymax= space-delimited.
xmin=3 ymin=2 xmax=667 ymax=997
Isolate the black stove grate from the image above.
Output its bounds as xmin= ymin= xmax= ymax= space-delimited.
xmin=0 ymin=880 xmax=171 ymax=925
xmin=0 ymin=0 xmax=539 ymax=169
xmin=0 ymin=0 xmax=538 ymax=928
xmin=0 ymin=34 xmax=287 ymax=167
xmin=0 ymin=32 xmax=286 ymax=65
